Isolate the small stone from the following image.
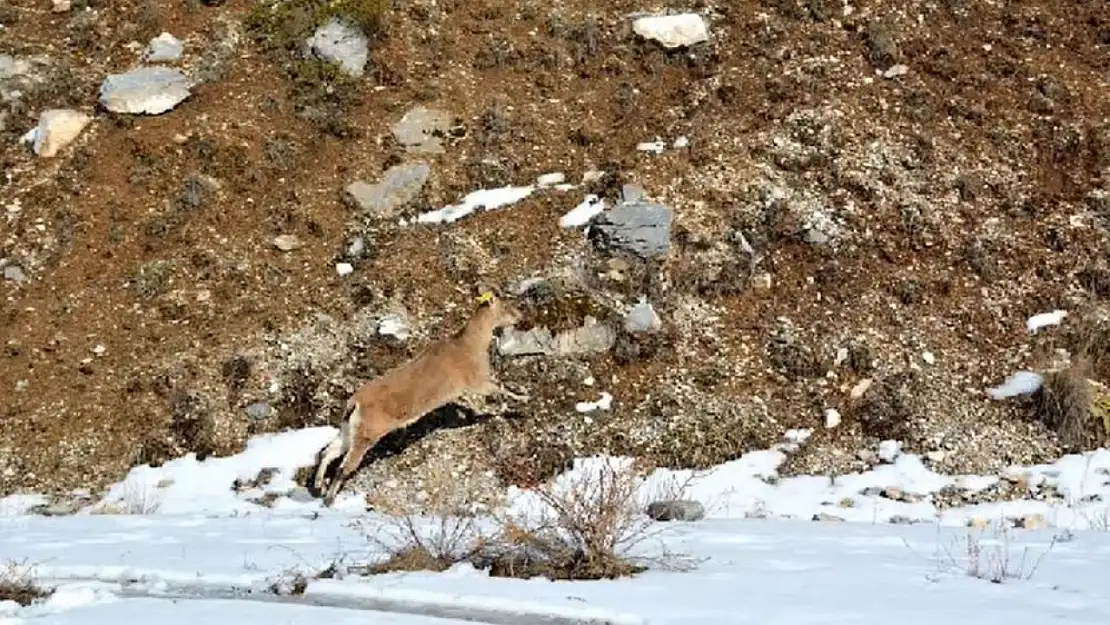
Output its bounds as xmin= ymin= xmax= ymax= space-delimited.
xmin=1015 ymin=513 xmax=1049 ymax=530
xmin=877 ymin=440 xmax=902 ymax=462
xmin=750 ymin=272 xmax=772 ymax=290
xmin=52 ymin=0 xmax=71 ymax=11
xmin=882 ymin=486 xmax=908 ymax=501
xmin=967 ymin=516 xmax=992 ymax=529
xmin=849 ymin=378 xmax=873 ymax=399
xmin=3 ymin=264 xmax=26 ymax=282
xmin=345 ymin=161 xmax=431 ymax=218
xmin=922 ymin=351 xmax=936 ymax=365
xmin=624 ymin=300 xmax=662 ymax=333
xmin=287 ymin=486 xmax=315 ymax=503
xmin=824 ymin=408 xmax=842 ymax=429
xmin=99 ymin=66 xmax=191 ymax=115
xmin=304 ymin=16 xmax=369 ymax=77
xmin=882 ymin=64 xmax=909 ymax=79
xmin=246 ymin=402 xmax=272 ymax=420
xmin=812 ymin=512 xmax=845 ymax=522
xmin=673 ymin=136 xmax=689 ymax=149
xmin=272 ymin=234 xmax=302 ymax=251
xmin=31 ymin=501 xmax=80 ymax=516
xmin=145 ymin=32 xmax=184 ymax=63
xmin=20 ymin=109 xmax=91 ymax=158
xmin=925 ymin=450 xmax=948 ymax=463
xmin=857 ymin=450 xmax=879 ymax=465
xmin=536 ymin=172 xmax=566 ymax=187
xmin=632 ymin=13 xmax=710 ymax=49
xmin=888 ymin=515 xmax=917 ymax=525
xmin=860 ymin=486 xmax=884 ymax=497
xmin=336 ymin=262 xmax=354 ymax=276
xmin=378 ymin=314 xmax=410 ymax=341
xmin=344 ymin=235 xmax=367 ymax=260
xmin=646 ymin=499 xmax=706 ymax=522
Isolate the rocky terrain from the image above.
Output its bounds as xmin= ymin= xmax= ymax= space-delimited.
xmin=1 ymin=0 xmax=1109 ymax=514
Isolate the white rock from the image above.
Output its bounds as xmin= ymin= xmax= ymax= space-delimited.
xmin=632 ymin=13 xmax=710 ymax=49
xmin=99 ymin=66 xmax=191 ymax=115
xmin=624 ymin=299 xmax=662 ymax=333
xmin=52 ymin=0 xmax=71 ymax=12
xmin=882 ymin=64 xmax=909 ymax=79
xmin=272 ymin=234 xmax=302 ymax=251
xmin=305 ymin=17 xmax=369 ymax=77
xmin=878 ymin=440 xmax=902 ymax=463
xmin=636 ymin=140 xmax=666 ymax=154
xmin=536 ymin=172 xmax=566 ymax=187
xmin=575 ymin=392 xmax=613 ymax=413
xmin=144 ymin=32 xmax=184 ymax=63
xmin=335 ymin=262 xmax=354 ymax=276
xmin=377 ymin=314 xmax=410 ymax=340
xmin=824 ymin=408 xmax=842 ymax=429
xmin=672 ymin=135 xmax=689 ymax=148
xmin=922 ymin=351 xmax=935 ymax=365
xmin=20 ymin=109 xmax=90 ymax=158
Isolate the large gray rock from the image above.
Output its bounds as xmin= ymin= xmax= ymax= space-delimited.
xmin=590 ymin=200 xmax=673 ymax=259
xmin=497 ymin=317 xmax=616 ymax=357
xmin=345 ymin=161 xmax=430 ymax=218
xmin=646 ymin=499 xmax=706 ymax=522
xmin=391 ymin=106 xmax=453 ymax=154
xmin=99 ymin=66 xmax=191 ymax=114
xmin=304 ymin=17 xmax=369 ymax=77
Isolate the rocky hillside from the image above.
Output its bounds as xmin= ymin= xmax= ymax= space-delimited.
xmin=1 ymin=0 xmax=1109 ymax=512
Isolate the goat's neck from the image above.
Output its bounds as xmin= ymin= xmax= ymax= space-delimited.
xmin=459 ymin=310 xmax=497 ymax=352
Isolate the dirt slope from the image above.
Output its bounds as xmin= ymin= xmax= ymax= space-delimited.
xmin=1 ymin=0 xmax=1108 ymax=511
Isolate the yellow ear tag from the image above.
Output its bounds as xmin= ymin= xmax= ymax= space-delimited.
xmin=477 ymin=291 xmax=495 ymax=305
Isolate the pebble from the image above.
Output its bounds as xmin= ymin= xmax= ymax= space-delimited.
xmin=646 ymin=499 xmax=706 ymax=522
xmin=882 ymin=64 xmax=909 ymax=79
xmin=878 ymin=440 xmax=902 ymax=463
xmin=52 ymin=0 xmax=71 ymax=11
xmin=287 ymin=486 xmax=315 ymax=503
xmin=624 ymin=299 xmax=662 ymax=333
xmin=272 ymin=234 xmax=302 ymax=251
xmin=378 ymin=314 xmax=410 ymax=341
xmin=336 ymin=262 xmax=354 ymax=276
xmin=824 ymin=408 xmax=842 ymax=429
xmin=3 ymin=264 xmax=26 ymax=282
xmin=245 ymin=402 xmax=272 ymax=420
xmin=812 ymin=512 xmax=846 ymax=522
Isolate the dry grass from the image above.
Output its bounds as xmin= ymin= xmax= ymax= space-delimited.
xmin=1032 ymin=359 xmax=1110 ymax=453
xmin=0 ymin=561 xmax=54 ymax=607
xmin=359 ymin=457 xmax=701 ymax=581
xmin=909 ymin=521 xmax=1059 ymax=584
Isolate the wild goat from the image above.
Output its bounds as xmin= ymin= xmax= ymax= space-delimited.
xmin=314 ymin=293 xmax=528 ymax=506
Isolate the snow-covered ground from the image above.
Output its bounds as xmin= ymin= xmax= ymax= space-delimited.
xmin=3 ymin=426 xmax=1110 ymax=624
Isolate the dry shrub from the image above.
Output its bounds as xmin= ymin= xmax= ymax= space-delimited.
xmin=1032 ymin=360 xmax=1110 ymax=452
xmin=0 ymin=561 xmax=54 ymax=607
xmin=478 ymin=458 xmax=699 ymax=580
xmin=359 ymin=458 xmax=700 ymax=581
xmin=354 ymin=512 xmax=485 ymax=575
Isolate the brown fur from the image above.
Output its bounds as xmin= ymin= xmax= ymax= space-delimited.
xmin=316 ymin=296 xmax=526 ymax=506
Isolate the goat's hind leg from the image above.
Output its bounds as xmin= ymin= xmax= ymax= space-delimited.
xmin=323 ymin=437 xmax=375 ymax=507
xmin=313 ymin=430 xmax=346 ymax=495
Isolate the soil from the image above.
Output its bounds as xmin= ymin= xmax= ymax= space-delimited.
xmin=1 ymin=0 xmax=1109 ymax=511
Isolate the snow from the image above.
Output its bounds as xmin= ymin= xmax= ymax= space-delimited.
xmin=416 ymin=185 xmax=536 ymax=224
xmin=1027 ymin=309 xmax=1068 ymax=333
xmin=987 ymin=370 xmax=1045 ymax=400
xmin=559 ymin=194 xmax=606 ymax=228
xmin=3 ymin=426 xmax=1110 ymax=624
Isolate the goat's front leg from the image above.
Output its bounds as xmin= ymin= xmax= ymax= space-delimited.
xmin=476 ymin=378 xmax=530 ymax=403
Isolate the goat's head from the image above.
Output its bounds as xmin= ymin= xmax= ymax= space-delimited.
xmin=476 ymin=290 xmax=523 ymax=328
